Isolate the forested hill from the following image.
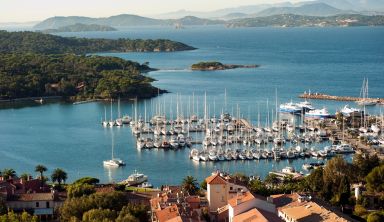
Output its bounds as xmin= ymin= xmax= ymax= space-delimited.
xmin=0 ymin=31 xmax=196 ymax=54
xmin=0 ymin=53 xmax=164 ymax=100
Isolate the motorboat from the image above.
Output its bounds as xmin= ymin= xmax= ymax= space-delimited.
xmin=121 ymin=170 xmax=148 ymax=186
xmin=305 ymin=108 xmax=332 ymax=119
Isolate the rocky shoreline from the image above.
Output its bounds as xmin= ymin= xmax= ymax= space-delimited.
xmin=191 ymin=61 xmax=259 ymax=71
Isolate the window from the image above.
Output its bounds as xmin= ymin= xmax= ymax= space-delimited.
xmin=35 ymin=202 xmax=39 ymax=208
xmin=46 ymin=201 xmax=50 ymax=208
xmin=230 ymin=187 xmax=233 ymax=190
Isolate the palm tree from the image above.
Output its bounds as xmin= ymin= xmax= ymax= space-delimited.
xmin=20 ymin=173 xmax=31 ymax=181
xmin=35 ymin=164 xmax=47 ymax=180
xmin=2 ymin=168 xmax=16 ymax=179
xmin=51 ymin=168 xmax=67 ymax=186
xmin=181 ymin=176 xmax=199 ymax=195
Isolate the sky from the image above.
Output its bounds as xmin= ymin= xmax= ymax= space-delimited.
xmin=0 ymin=0 xmax=303 ymax=23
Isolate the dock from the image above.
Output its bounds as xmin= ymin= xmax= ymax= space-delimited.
xmin=299 ymin=92 xmax=384 ymax=104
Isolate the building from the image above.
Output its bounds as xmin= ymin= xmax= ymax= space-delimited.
xmin=154 ymin=204 xmax=183 ymax=222
xmin=271 ymin=193 xmax=351 ymax=222
xmin=206 ymin=172 xmax=248 ymax=213
xmin=228 ymin=191 xmax=279 ymax=222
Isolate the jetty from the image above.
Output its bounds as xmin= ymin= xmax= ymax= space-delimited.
xmin=299 ymin=92 xmax=384 ymax=104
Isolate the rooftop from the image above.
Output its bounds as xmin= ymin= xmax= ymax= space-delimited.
xmin=155 ymin=204 xmax=180 ymax=222
xmin=205 ymin=173 xmax=227 ymax=185
xmin=233 ymin=208 xmax=268 ymax=222
xmin=228 ymin=191 xmax=255 ymax=208
xmin=280 ymin=201 xmax=349 ymax=222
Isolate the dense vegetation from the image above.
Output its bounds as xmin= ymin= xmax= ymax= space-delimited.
xmin=191 ymin=61 xmax=259 ymax=70
xmin=40 ymin=23 xmax=117 ymax=33
xmin=0 ymin=53 xmax=163 ymax=100
xmin=60 ymin=191 xmax=149 ymax=222
xmin=0 ymin=31 xmax=195 ymax=54
xmin=227 ymin=14 xmax=384 ymax=27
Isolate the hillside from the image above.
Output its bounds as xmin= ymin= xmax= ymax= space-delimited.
xmin=34 ymin=14 xmax=223 ymax=29
xmin=255 ymin=3 xmax=345 ymax=17
xmin=0 ymin=53 xmax=164 ymax=100
xmin=40 ymin=23 xmax=117 ymax=33
xmin=226 ymin=14 xmax=384 ymax=27
xmin=0 ymin=31 xmax=196 ymax=54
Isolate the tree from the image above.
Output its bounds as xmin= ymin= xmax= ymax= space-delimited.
xmin=181 ymin=176 xmax=199 ymax=195
xmin=51 ymin=168 xmax=68 ymax=185
xmin=1 ymin=168 xmax=16 ymax=179
xmin=35 ymin=164 xmax=47 ymax=180
xmin=73 ymin=177 xmax=99 ymax=185
xmin=366 ymin=165 xmax=384 ymax=193
xmin=200 ymin=180 xmax=207 ymax=190
xmin=82 ymin=209 xmax=116 ymax=222
xmin=337 ymin=176 xmax=351 ymax=206
xmin=67 ymin=183 xmax=95 ymax=198
xmin=19 ymin=173 xmax=30 ymax=181
xmin=367 ymin=212 xmax=384 ymax=222
xmin=265 ymin=174 xmax=279 ymax=188
xmin=305 ymin=168 xmax=324 ymax=192
xmin=353 ymin=154 xmax=380 ymax=182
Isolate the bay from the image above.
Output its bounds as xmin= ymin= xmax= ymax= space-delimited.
xmin=0 ymin=26 xmax=383 ymax=186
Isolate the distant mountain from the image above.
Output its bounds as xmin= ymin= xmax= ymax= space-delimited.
xmin=226 ymin=14 xmax=384 ymax=27
xmin=40 ymin=23 xmax=117 ymax=33
xmin=315 ymin=0 xmax=384 ymax=11
xmin=34 ymin=14 xmax=223 ymax=30
xmin=34 ymin=14 xmax=163 ymax=29
xmin=154 ymin=2 xmax=296 ymax=19
xmin=255 ymin=3 xmax=346 ymax=17
xmin=167 ymin=16 xmax=224 ymax=25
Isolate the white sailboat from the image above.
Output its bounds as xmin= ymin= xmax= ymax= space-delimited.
xmin=356 ymin=78 xmax=377 ymax=106
xmin=103 ymin=132 xmax=126 ymax=167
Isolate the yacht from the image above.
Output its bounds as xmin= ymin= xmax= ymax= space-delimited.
xmin=305 ymin=108 xmax=332 ymax=119
xmin=279 ymin=102 xmax=302 ymax=114
xmin=103 ymin=159 xmax=126 ymax=167
xmin=121 ymin=115 xmax=132 ymax=124
xmin=296 ymin=101 xmax=315 ymax=111
xmin=121 ymin=170 xmax=148 ymax=186
xmin=138 ymin=182 xmax=153 ymax=188
xmin=340 ymin=105 xmax=361 ymax=117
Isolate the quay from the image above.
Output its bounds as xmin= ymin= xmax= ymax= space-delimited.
xmin=299 ymin=92 xmax=384 ymax=104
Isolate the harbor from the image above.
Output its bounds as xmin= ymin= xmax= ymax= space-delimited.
xmin=102 ymin=91 xmax=383 ymax=170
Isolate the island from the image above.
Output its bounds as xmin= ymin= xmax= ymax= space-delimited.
xmin=0 ymin=31 xmax=196 ymax=54
xmin=191 ymin=61 xmax=259 ymax=71
xmin=0 ymin=31 xmax=197 ymax=102
xmin=40 ymin=23 xmax=118 ymax=33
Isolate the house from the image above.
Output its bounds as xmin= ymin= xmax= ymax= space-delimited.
xmin=154 ymin=204 xmax=183 ymax=222
xmin=228 ymin=191 xmax=279 ymax=222
xmin=271 ymin=193 xmax=351 ymax=222
xmin=6 ymin=190 xmax=65 ymax=220
xmin=150 ymin=185 xmax=208 ymax=222
xmin=206 ymin=172 xmax=248 ymax=213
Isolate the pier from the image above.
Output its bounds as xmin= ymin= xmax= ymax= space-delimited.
xmin=299 ymin=92 xmax=384 ymax=104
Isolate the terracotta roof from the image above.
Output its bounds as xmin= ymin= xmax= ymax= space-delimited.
xmin=185 ymin=196 xmax=200 ymax=203
xmin=205 ymin=174 xmax=227 ymax=185
xmin=280 ymin=201 xmax=348 ymax=222
xmin=257 ymin=208 xmax=283 ymax=222
xmin=233 ymin=208 xmax=268 ymax=222
xmin=270 ymin=193 xmax=300 ymax=208
xmin=228 ymin=191 xmax=255 ymax=208
xmin=13 ymin=193 xmax=54 ymax=201
xmin=155 ymin=204 xmax=180 ymax=222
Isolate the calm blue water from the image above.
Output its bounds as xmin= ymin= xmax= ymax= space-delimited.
xmin=1 ymin=26 xmax=383 ymax=186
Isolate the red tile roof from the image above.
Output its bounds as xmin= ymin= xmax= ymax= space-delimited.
xmin=233 ymin=208 xmax=268 ymax=222
xmin=155 ymin=204 xmax=181 ymax=222
xmin=228 ymin=191 xmax=255 ymax=208
xmin=206 ymin=174 xmax=227 ymax=185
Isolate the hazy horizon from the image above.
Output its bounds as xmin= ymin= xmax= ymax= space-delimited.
xmin=1 ymin=0 xmax=304 ymax=23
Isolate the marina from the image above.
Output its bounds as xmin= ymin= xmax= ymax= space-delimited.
xmin=0 ymin=26 xmax=383 ymax=186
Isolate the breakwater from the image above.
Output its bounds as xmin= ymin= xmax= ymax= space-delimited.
xmin=299 ymin=93 xmax=384 ymax=104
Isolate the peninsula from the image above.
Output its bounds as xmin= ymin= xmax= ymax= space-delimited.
xmin=0 ymin=31 xmax=197 ymax=101
xmin=40 ymin=23 xmax=117 ymax=33
xmin=191 ymin=61 xmax=259 ymax=71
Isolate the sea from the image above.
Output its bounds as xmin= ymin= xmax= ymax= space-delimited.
xmin=0 ymin=25 xmax=383 ymax=186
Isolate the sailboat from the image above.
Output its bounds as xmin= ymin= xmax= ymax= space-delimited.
xmin=102 ymin=106 xmax=108 ymax=127
xmin=103 ymin=132 xmax=126 ymax=167
xmin=356 ymin=78 xmax=377 ymax=106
